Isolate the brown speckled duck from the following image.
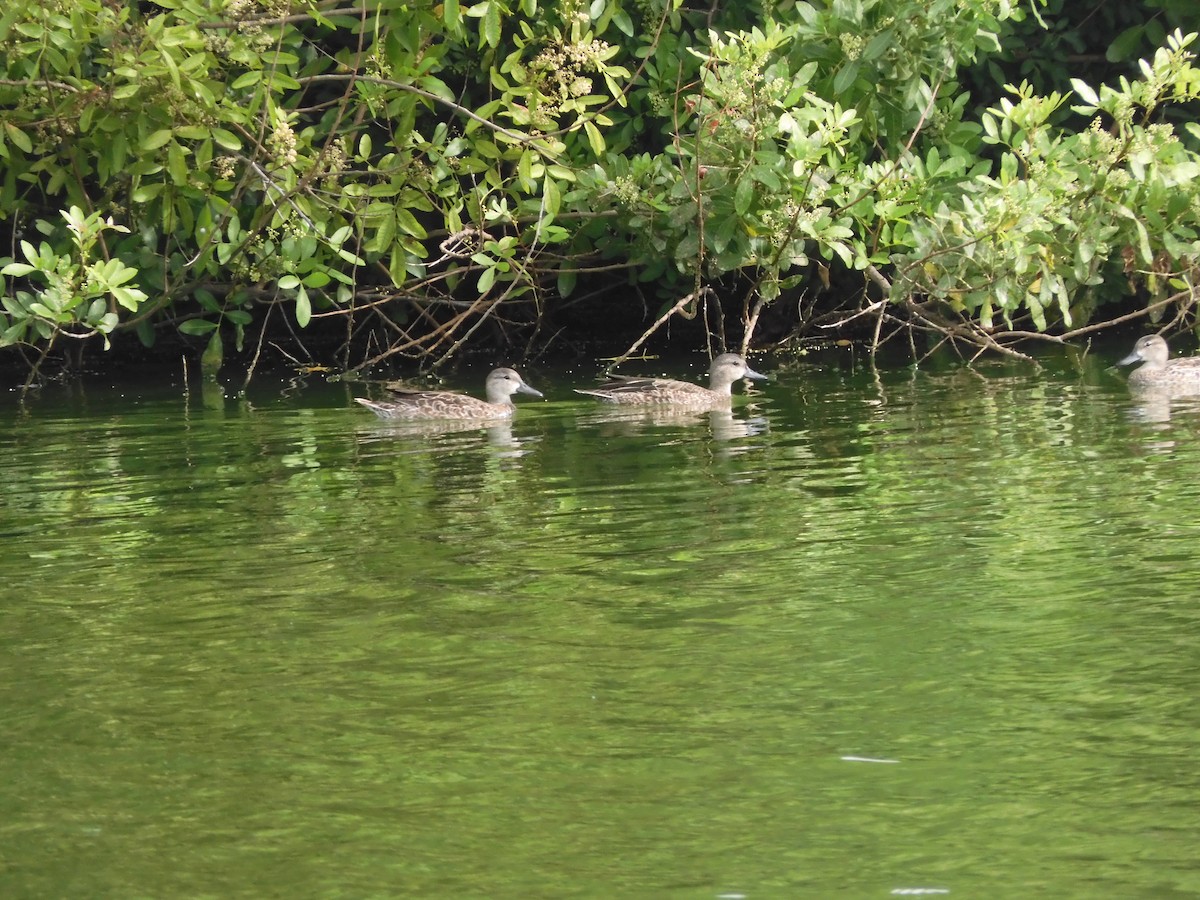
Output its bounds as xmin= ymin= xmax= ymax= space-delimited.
xmin=1117 ymin=335 xmax=1200 ymax=391
xmin=575 ymin=353 xmax=767 ymax=407
xmin=355 ymin=367 xmax=543 ymax=420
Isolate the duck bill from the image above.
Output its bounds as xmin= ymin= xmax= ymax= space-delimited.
xmin=516 ymin=383 xmax=544 ymax=398
xmin=743 ymin=366 xmax=769 ymax=381
xmin=1116 ymin=351 xmax=1142 ymax=367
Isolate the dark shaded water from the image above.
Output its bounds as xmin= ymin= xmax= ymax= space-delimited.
xmin=3 ymin=348 xmax=1200 ymax=897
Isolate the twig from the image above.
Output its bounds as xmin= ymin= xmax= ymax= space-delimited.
xmin=741 ymin=293 xmax=767 ymax=356
xmin=0 ymin=78 xmax=80 ymax=93
xmin=432 ymin=293 xmax=510 ymax=370
xmin=240 ymin=295 xmax=276 ymax=394
xmin=22 ymin=331 xmax=56 ymax=394
xmin=818 ymin=298 xmax=888 ymax=329
xmin=871 ymin=298 xmax=886 ymax=354
xmin=608 ymin=288 xmax=714 ymax=370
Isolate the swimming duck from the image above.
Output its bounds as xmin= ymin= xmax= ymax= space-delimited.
xmin=1117 ymin=335 xmax=1200 ymax=390
xmin=575 ymin=352 xmax=767 ymax=406
xmin=355 ymin=367 xmax=543 ymax=420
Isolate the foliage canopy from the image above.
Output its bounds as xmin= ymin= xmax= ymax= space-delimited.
xmin=1 ymin=0 xmax=1199 ymax=379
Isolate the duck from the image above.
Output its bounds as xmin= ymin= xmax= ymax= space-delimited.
xmin=575 ymin=352 xmax=767 ymax=406
xmin=1116 ymin=334 xmax=1200 ymax=390
xmin=355 ymin=367 xmax=543 ymax=420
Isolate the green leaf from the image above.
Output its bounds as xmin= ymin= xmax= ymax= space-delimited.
xmin=4 ymin=123 xmax=32 ymax=153
xmin=0 ymin=5 xmax=22 ymax=42
xmin=112 ymin=286 xmax=148 ymax=311
xmin=136 ymin=317 xmax=156 ymax=348
xmin=583 ymin=120 xmax=605 ymax=156
xmin=557 ymin=265 xmax=577 ymax=297
xmin=1 ymin=322 xmax=28 ymax=346
xmin=394 ymin=207 xmax=428 ymax=239
xmin=264 ymin=72 xmax=301 ymax=91
xmin=1133 ymin=219 xmax=1152 ymax=265
xmin=211 ymin=128 xmax=242 ymax=150
xmin=832 ymin=62 xmax=858 ymax=96
xmin=542 ymin=176 xmax=561 ymax=220
xmin=131 ymin=184 xmax=164 ymax=203
xmin=483 ymin=1 xmax=500 ymax=47
xmin=179 ymin=319 xmax=217 ymax=335
xmin=518 ymin=150 xmax=534 ymax=190
xmin=862 ymin=31 xmax=892 ymax=62
xmin=161 ymin=44 xmax=182 ymax=90
xmin=142 ymin=129 xmax=174 ymax=151
xmin=167 ymin=142 xmax=188 ymax=185
xmin=1107 ymin=25 xmax=1144 ymax=63
xmin=1070 ymin=79 xmax=1099 ymax=107
xmin=365 ymin=211 xmax=396 ymax=254
xmin=734 ymin=177 xmax=754 ymax=216
xmin=231 ymin=70 xmax=263 ymax=90
xmin=194 ymin=289 xmax=222 ymax=314
xmin=709 ymin=212 xmax=738 ymax=255
xmin=201 ymin=329 xmax=223 ymax=376
xmin=416 ymin=76 xmax=456 ymax=102
xmin=477 ymin=264 xmax=496 ymax=293
xmin=602 ymin=72 xmax=627 ymax=106
xmin=295 ymin=286 xmax=311 ymax=327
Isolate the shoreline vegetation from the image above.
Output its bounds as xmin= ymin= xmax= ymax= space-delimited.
xmin=1 ymin=0 xmax=1199 ymax=388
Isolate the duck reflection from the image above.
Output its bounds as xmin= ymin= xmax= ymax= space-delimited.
xmin=578 ymin=404 xmax=768 ymax=446
xmin=356 ymin=417 xmax=533 ymax=457
xmin=1127 ymin=385 xmax=1200 ymax=424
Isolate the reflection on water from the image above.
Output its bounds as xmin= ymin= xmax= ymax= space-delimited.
xmin=356 ymin=416 xmax=535 ymax=457
xmin=1126 ymin=384 xmax=1200 ymax=424
xmin=576 ymin=404 xmax=769 ymax=456
xmin=3 ymin=356 xmax=1200 ymax=896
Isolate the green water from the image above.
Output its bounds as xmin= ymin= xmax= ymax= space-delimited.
xmin=3 ymin=351 xmax=1200 ymax=898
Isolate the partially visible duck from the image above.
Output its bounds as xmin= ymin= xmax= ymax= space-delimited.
xmin=575 ymin=353 xmax=767 ymax=407
xmin=1117 ymin=335 xmax=1200 ymax=390
xmin=355 ymin=367 xmax=543 ymax=420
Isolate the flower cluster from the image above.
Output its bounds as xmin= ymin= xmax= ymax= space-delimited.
xmin=271 ymin=118 xmax=298 ymax=167
xmin=528 ymin=37 xmax=614 ymax=109
xmin=222 ymin=0 xmax=290 ymax=51
xmin=225 ymin=0 xmax=290 ymax=22
xmin=320 ymin=137 xmax=347 ymax=188
xmin=839 ymin=33 xmax=864 ymax=62
xmin=609 ymin=174 xmax=640 ymax=206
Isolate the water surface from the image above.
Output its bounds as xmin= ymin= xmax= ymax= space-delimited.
xmin=2 ymin=349 xmax=1200 ymax=897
